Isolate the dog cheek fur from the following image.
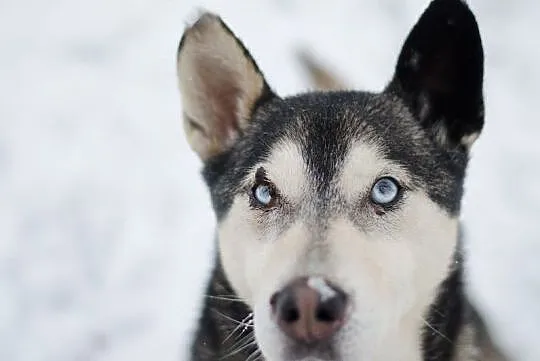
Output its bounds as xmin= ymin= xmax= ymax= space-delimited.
xmin=328 ymin=193 xmax=458 ymax=360
xmin=217 ymin=198 xmax=310 ymax=305
xmin=217 ymin=196 xmax=259 ymax=305
xmin=218 ymin=207 xmax=317 ymax=360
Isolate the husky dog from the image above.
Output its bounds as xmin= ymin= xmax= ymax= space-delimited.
xmin=177 ymin=0 xmax=506 ymax=360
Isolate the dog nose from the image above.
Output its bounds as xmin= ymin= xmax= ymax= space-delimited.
xmin=270 ymin=277 xmax=347 ymax=344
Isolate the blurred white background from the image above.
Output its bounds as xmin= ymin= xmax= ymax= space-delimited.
xmin=1 ymin=0 xmax=539 ymax=360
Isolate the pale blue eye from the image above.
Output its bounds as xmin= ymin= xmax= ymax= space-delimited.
xmin=371 ymin=177 xmax=400 ymax=205
xmin=254 ymin=184 xmax=273 ymax=205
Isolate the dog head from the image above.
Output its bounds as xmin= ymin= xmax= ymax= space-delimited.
xmin=177 ymin=0 xmax=484 ymax=360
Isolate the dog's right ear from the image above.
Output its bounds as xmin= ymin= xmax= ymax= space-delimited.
xmin=387 ymin=0 xmax=484 ymax=149
xmin=177 ymin=13 xmax=276 ymax=160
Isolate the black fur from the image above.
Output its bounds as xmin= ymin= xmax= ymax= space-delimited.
xmin=191 ymin=255 xmax=257 ymax=361
xmin=423 ymin=244 xmax=466 ymax=361
xmin=388 ymin=0 xmax=484 ymax=147
xmin=204 ymin=91 xmax=468 ymax=220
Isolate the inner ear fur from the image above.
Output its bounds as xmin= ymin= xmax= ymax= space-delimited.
xmin=177 ymin=12 xmax=275 ymax=160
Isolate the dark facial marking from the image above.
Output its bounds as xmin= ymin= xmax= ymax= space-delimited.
xmin=203 ymin=91 xmax=467 ymax=223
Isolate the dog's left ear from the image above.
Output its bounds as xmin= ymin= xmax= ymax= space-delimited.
xmin=388 ymin=0 xmax=484 ymax=149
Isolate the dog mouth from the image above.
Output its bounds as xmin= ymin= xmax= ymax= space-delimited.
xmin=282 ymin=340 xmax=340 ymax=361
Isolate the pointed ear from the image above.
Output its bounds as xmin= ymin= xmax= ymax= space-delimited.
xmin=177 ymin=13 xmax=276 ymax=160
xmin=387 ymin=0 xmax=484 ymax=149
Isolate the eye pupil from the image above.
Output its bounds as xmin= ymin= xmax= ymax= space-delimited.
xmin=377 ymin=181 xmax=392 ymax=194
xmin=371 ymin=177 xmax=400 ymax=206
xmin=254 ymin=184 xmax=272 ymax=205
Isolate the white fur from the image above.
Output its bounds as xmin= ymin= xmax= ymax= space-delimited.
xmin=218 ymin=138 xmax=459 ymax=361
xmin=307 ymin=277 xmax=336 ymax=302
xmin=461 ymin=132 xmax=480 ymax=148
xmin=239 ymin=141 xmax=308 ymax=201
xmin=338 ymin=141 xmax=410 ymax=202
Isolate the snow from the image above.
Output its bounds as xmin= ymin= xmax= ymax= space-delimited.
xmin=1 ymin=0 xmax=539 ymax=361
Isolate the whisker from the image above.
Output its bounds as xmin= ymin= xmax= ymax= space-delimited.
xmin=206 ymin=295 xmax=245 ymax=302
xmin=235 ymin=315 xmax=254 ymax=340
xmin=421 ymin=317 xmax=452 ymax=343
xmin=211 ymin=310 xmax=253 ymax=327
xmin=220 ymin=337 xmax=257 ymax=360
xmin=429 ymin=306 xmax=446 ymax=318
xmin=226 ymin=333 xmax=254 ymax=353
xmin=222 ymin=313 xmax=253 ymax=344
xmin=246 ymin=349 xmax=262 ymax=361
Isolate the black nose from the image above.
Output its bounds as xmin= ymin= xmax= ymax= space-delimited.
xmin=270 ymin=277 xmax=348 ymax=344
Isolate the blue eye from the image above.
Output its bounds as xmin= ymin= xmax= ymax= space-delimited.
xmin=371 ymin=177 xmax=400 ymax=206
xmin=253 ymin=183 xmax=273 ymax=206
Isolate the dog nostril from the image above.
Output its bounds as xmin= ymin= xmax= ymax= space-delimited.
xmin=315 ymin=291 xmax=347 ymax=323
xmin=273 ymin=291 xmax=300 ymax=323
xmin=315 ymin=307 xmax=335 ymax=322
xmin=272 ymin=277 xmax=348 ymax=343
xmin=282 ymin=305 xmax=300 ymax=323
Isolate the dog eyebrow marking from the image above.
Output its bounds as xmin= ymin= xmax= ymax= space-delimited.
xmin=254 ymin=167 xmax=268 ymax=182
xmin=245 ymin=140 xmax=307 ymax=201
xmin=338 ymin=141 xmax=410 ymax=202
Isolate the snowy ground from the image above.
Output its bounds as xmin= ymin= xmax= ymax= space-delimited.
xmin=1 ymin=0 xmax=539 ymax=360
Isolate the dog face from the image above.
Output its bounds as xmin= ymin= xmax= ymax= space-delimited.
xmin=177 ymin=1 xmax=484 ymax=360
